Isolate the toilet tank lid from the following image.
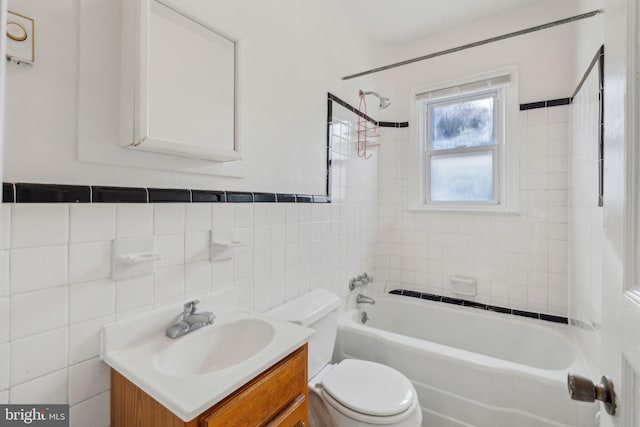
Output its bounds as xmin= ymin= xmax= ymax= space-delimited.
xmin=267 ymin=289 xmax=341 ymax=327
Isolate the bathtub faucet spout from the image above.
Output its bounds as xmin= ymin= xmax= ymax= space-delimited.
xmin=356 ymin=294 xmax=375 ymax=305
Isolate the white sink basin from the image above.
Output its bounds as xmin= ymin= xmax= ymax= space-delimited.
xmin=100 ymin=288 xmax=314 ymax=422
xmin=154 ymin=318 xmax=276 ymax=376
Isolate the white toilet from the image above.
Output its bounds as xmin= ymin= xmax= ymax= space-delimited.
xmin=268 ymin=289 xmax=422 ymax=427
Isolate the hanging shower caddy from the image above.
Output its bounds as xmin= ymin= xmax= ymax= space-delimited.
xmin=356 ymin=90 xmax=380 ymax=159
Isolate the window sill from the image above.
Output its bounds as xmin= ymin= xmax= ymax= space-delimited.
xmin=407 ymin=204 xmax=521 ymax=215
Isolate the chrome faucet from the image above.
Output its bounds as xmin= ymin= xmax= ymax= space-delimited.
xmin=356 ymin=294 xmax=375 ymax=305
xmin=166 ymin=300 xmax=216 ymax=339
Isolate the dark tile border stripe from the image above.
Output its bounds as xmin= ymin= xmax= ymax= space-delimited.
xmin=2 ymin=183 xmax=14 ymax=203
xmin=15 ymin=183 xmax=91 ymax=203
xmin=2 ymin=183 xmax=333 ymax=204
xmin=276 ymin=194 xmax=296 ymax=203
xmin=191 ymin=190 xmax=226 ymax=203
xmin=296 ymin=195 xmax=313 ymax=203
xmin=226 ymin=192 xmax=254 ymax=203
xmin=378 ymin=121 xmax=410 ymax=128
xmin=148 ymin=188 xmax=191 ymax=203
xmin=389 ymin=289 xmax=569 ymax=325
xmin=253 ymin=193 xmax=276 ymax=203
xmin=92 ymin=186 xmax=147 ymax=203
xmin=519 ymin=98 xmax=571 ymax=111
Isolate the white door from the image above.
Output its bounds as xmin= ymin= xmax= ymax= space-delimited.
xmin=0 ymin=0 xmax=6 ymax=207
xmin=597 ymin=0 xmax=640 ymax=425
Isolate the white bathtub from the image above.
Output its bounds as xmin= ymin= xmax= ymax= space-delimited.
xmin=333 ymin=294 xmax=597 ymax=427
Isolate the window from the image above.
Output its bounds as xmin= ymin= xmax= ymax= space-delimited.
xmin=409 ymin=69 xmax=519 ymax=212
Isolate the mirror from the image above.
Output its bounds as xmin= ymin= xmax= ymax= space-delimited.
xmin=122 ymin=0 xmax=239 ymax=162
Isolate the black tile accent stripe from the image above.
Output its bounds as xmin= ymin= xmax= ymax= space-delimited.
xmin=276 ymin=194 xmax=297 ymax=203
xmin=2 ymin=183 xmax=332 ymax=204
xmin=421 ymin=293 xmax=441 ymax=301
xmin=15 ymin=183 xmax=91 ymax=203
xmin=519 ymin=98 xmax=571 ymax=111
xmin=296 ymin=195 xmax=313 ymax=203
xmin=547 ymin=98 xmax=571 ymax=107
xmin=148 ymin=188 xmax=191 ymax=203
xmin=389 ymin=289 xmax=568 ymax=325
xmin=378 ymin=121 xmax=410 ymax=128
xmin=253 ymin=193 xmax=277 ymax=203
xmin=402 ymin=290 xmax=422 ymax=298
xmin=512 ymin=309 xmax=540 ymax=319
xmin=2 ymin=183 xmax=14 ymax=203
xmin=442 ymin=296 xmax=464 ymax=305
xmin=540 ymin=313 xmax=569 ymax=324
xmin=463 ymin=300 xmax=487 ymax=310
xmin=191 ymin=190 xmax=226 ymax=203
xmin=226 ymin=192 xmax=254 ymax=203
xmin=486 ymin=305 xmax=511 ymax=314
xmin=519 ymin=101 xmax=546 ymax=111
xmin=92 ymin=186 xmax=147 ymax=203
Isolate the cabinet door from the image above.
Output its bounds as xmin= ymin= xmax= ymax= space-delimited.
xmin=201 ymin=345 xmax=307 ymax=426
xmin=265 ymin=394 xmax=308 ymax=427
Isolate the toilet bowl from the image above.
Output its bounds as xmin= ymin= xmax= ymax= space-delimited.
xmin=267 ymin=289 xmax=422 ymax=427
xmin=309 ymin=360 xmax=422 ymax=426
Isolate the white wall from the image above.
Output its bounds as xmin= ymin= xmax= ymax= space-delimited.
xmin=3 ymin=0 xmax=376 ymax=194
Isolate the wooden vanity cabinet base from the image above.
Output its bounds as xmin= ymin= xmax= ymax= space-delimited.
xmin=111 ymin=344 xmax=308 ymax=427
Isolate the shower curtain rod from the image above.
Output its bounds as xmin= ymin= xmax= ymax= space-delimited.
xmin=342 ymin=9 xmax=604 ymax=80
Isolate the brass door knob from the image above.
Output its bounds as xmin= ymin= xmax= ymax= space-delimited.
xmin=567 ymin=373 xmax=616 ymax=415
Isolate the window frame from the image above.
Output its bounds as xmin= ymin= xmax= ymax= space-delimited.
xmin=424 ymin=90 xmax=501 ymax=205
xmin=408 ymin=67 xmax=519 ymax=213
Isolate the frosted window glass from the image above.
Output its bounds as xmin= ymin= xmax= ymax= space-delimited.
xmin=432 ymin=97 xmax=494 ymax=150
xmin=430 ymin=152 xmax=493 ymax=201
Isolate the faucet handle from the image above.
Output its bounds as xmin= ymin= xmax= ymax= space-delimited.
xmin=349 ymin=278 xmax=365 ymax=291
xmin=183 ymin=300 xmax=200 ymax=316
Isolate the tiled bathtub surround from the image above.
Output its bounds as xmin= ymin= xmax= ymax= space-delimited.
xmin=374 ymin=105 xmax=570 ymax=316
xmin=569 ymin=57 xmax=604 ymax=374
xmin=0 ymin=103 xmax=377 ymax=426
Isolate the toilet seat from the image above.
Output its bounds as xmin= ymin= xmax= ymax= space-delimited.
xmin=320 ymin=388 xmax=420 ymax=425
xmin=320 ymin=359 xmax=416 ymax=420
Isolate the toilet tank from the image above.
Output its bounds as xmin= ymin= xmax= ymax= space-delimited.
xmin=267 ymin=289 xmax=341 ymax=378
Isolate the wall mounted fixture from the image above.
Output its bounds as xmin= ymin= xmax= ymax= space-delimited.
xmin=112 ymin=237 xmax=162 ymax=280
xmin=356 ymin=91 xmax=385 ymax=159
xmin=359 ymin=90 xmax=391 ymax=109
xmin=6 ymin=10 xmax=34 ymax=64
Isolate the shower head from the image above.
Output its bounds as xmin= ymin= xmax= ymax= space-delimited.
xmin=359 ymin=90 xmax=392 ymax=109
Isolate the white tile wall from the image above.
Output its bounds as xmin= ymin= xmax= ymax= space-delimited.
xmin=569 ymin=68 xmax=603 ymax=373
xmin=10 ymin=328 xmax=68 ymax=386
xmin=10 ymin=245 xmax=68 ymax=293
xmin=375 ymin=106 xmax=571 ymax=316
xmin=10 ymin=287 xmax=68 ymax=339
xmin=0 ymin=100 xmax=377 ymax=417
xmin=10 ymin=369 xmax=68 ymax=404
xmin=70 ymin=204 xmax=116 ymax=243
xmin=11 ymin=204 xmax=68 ymax=248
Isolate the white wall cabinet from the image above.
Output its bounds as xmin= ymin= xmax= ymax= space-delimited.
xmin=121 ymin=0 xmax=240 ymax=162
